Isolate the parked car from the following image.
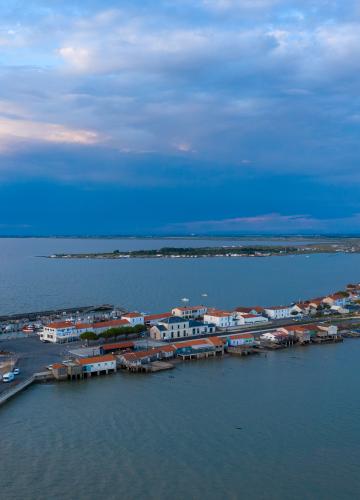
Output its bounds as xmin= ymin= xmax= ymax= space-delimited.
xmin=2 ymin=372 xmax=15 ymax=383
xmin=13 ymin=368 xmax=20 ymax=375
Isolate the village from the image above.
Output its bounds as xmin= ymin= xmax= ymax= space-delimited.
xmin=1 ymin=283 xmax=360 ymax=404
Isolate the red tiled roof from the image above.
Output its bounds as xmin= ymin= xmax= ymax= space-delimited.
xmin=235 ymin=307 xmax=253 ymax=313
xmin=172 ymin=306 xmax=205 ymax=311
xmin=46 ymin=321 xmax=74 ymax=329
xmin=122 ymin=312 xmax=143 ymax=318
xmin=205 ymin=310 xmax=233 ymax=317
xmin=173 ymin=338 xmax=214 ymax=348
xmin=265 ymin=306 xmax=291 ymax=310
xmin=52 ymin=363 xmax=66 ymax=369
xmin=92 ymin=319 xmax=130 ymax=329
xmin=229 ymin=333 xmax=254 ymax=340
xmin=144 ymin=312 xmax=172 ymax=322
xmin=121 ymin=350 xmax=155 ymax=361
xmin=101 ymin=341 xmax=134 ymax=351
xmin=77 ymin=354 xmax=116 ymax=365
xmin=281 ymin=325 xmax=308 ymax=332
xmin=208 ymin=336 xmax=225 ymax=346
xmin=75 ymin=323 xmax=93 ymax=330
xmin=158 ymin=345 xmax=177 ymax=353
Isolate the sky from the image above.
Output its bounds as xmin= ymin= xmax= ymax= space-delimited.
xmin=0 ymin=0 xmax=360 ymax=235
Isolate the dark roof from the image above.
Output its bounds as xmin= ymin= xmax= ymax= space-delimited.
xmin=189 ymin=320 xmax=207 ymax=327
xmin=153 ymin=324 xmax=166 ymax=331
xmin=160 ymin=316 xmax=188 ymax=324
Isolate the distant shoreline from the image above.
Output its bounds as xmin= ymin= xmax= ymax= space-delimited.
xmin=3 ymin=235 xmax=360 ymax=240
xmin=42 ymin=243 xmax=360 ymax=260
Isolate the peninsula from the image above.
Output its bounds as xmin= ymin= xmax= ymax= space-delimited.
xmin=44 ymin=242 xmax=360 ymax=260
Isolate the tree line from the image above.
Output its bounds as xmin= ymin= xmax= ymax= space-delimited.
xmin=80 ymin=324 xmax=145 ymax=342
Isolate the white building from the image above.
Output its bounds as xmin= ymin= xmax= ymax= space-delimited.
xmin=40 ymin=318 xmax=131 ymax=343
xmin=171 ymin=305 xmax=208 ymax=319
xmin=234 ymin=312 xmax=269 ymax=325
xmin=316 ymin=324 xmax=338 ymax=336
xmin=291 ymin=303 xmax=309 ymax=316
xmin=77 ymin=354 xmax=117 ymax=374
xmin=203 ymin=310 xmax=239 ymax=328
xmin=150 ymin=316 xmax=215 ymax=341
xmin=227 ymin=333 xmax=255 ymax=347
xmin=121 ymin=312 xmax=145 ymax=326
xmin=40 ymin=321 xmax=77 ymax=343
xmin=264 ymin=306 xmax=294 ymax=320
xmin=322 ymin=293 xmax=350 ymax=308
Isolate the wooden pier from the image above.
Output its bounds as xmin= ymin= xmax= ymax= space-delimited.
xmin=178 ymin=350 xmax=217 ymax=361
xmin=227 ymin=347 xmax=259 ymax=356
xmin=121 ymin=361 xmax=175 ymax=373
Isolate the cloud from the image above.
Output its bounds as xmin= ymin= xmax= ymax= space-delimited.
xmin=202 ymin=0 xmax=280 ymax=11
xmin=166 ymin=213 xmax=360 ymax=233
xmin=0 ymin=1 xmax=359 ymax=187
xmin=0 ymin=117 xmax=101 ymax=151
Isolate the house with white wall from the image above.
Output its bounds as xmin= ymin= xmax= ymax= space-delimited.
xmin=150 ymin=316 xmax=215 ymax=341
xmin=234 ymin=312 xmax=269 ymax=325
xmin=264 ymin=306 xmax=294 ymax=320
xmin=226 ymin=333 xmax=255 ymax=347
xmin=171 ymin=305 xmax=208 ymax=319
xmin=322 ymin=293 xmax=350 ymax=308
xmin=40 ymin=321 xmax=77 ymax=343
xmin=77 ymin=354 xmax=117 ymax=375
xmin=40 ymin=318 xmax=132 ymax=343
xmin=121 ymin=312 xmax=145 ymax=326
xmin=203 ymin=310 xmax=239 ymax=328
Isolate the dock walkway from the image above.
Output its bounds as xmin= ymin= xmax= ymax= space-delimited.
xmin=0 ymin=376 xmax=35 ymax=407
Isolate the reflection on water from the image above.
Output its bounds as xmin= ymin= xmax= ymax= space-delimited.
xmin=1 ymin=341 xmax=360 ymax=500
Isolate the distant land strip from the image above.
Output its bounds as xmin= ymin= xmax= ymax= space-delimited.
xmin=42 ymin=243 xmax=360 ymax=260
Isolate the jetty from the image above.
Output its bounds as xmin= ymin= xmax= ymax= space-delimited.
xmin=0 ymin=371 xmax=54 ymax=407
xmin=0 ymin=304 xmax=116 ymax=323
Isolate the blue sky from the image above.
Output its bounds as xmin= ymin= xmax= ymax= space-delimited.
xmin=0 ymin=0 xmax=360 ymax=234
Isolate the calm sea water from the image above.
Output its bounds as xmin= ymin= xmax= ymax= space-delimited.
xmin=0 ymin=237 xmax=358 ymax=315
xmin=1 ymin=238 xmax=360 ymax=500
xmin=1 ymin=341 xmax=360 ymax=500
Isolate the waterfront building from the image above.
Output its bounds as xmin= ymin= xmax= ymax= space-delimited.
xmin=234 ymin=306 xmax=265 ymax=315
xmin=263 ymin=306 xmax=294 ymax=320
xmin=307 ymin=298 xmax=325 ymax=312
xmin=40 ymin=321 xmax=77 ymax=343
xmin=121 ymin=312 xmax=145 ymax=326
xmin=173 ymin=337 xmax=224 ymax=358
xmin=315 ymin=324 xmax=339 ymax=337
xmin=322 ymin=293 xmax=350 ymax=308
xmin=150 ymin=316 xmax=215 ymax=341
xmin=226 ymin=333 xmax=255 ymax=347
xmin=40 ymin=318 xmax=132 ymax=343
xmin=234 ymin=312 xmax=269 ymax=325
xmin=101 ymin=341 xmax=134 ymax=354
xmin=76 ymin=354 xmax=117 ymax=375
xmin=144 ymin=312 xmax=172 ymax=325
xmin=51 ymin=363 xmax=68 ymax=381
xmin=277 ymin=325 xmax=311 ymax=343
xmin=291 ymin=303 xmax=310 ymax=316
xmin=171 ymin=305 xmax=208 ymax=319
xmin=118 ymin=346 xmax=176 ymax=368
xmin=203 ymin=310 xmax=239 ymax=328
xmin=346 ymin=283 xmax=360 ymax=299
xmin=260 ymin=331 xmax=288 ymax=343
